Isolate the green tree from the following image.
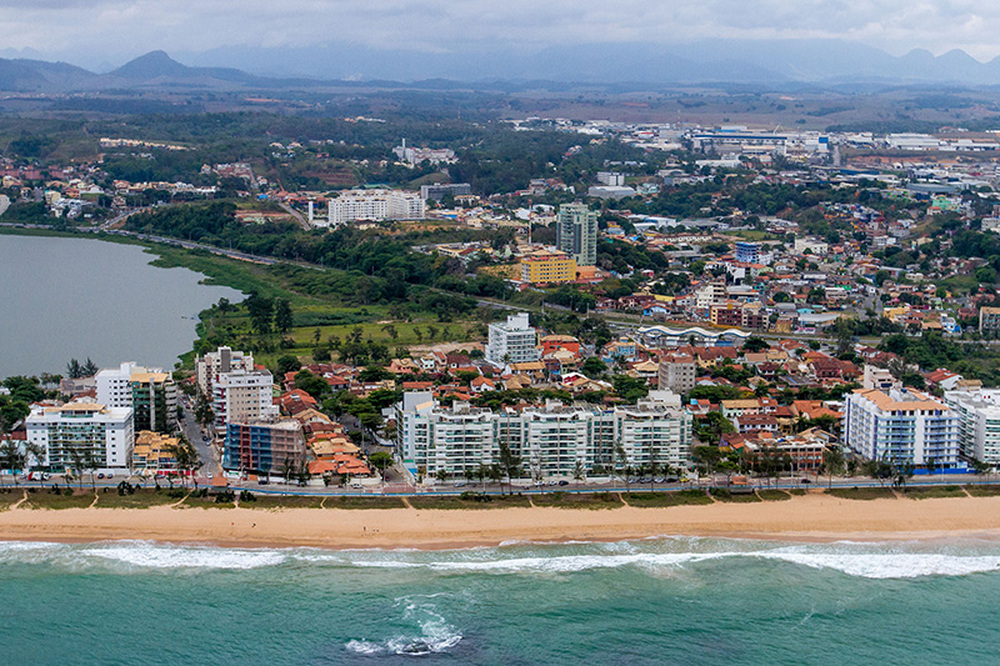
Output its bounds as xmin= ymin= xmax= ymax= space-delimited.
xmin=276 ymin=355 xmax=302 ymax=375
xmin=294 ymin=369 xmax=331 ymax=400
xmin=0 ymin=440 xmax=25 ymax=488
xmin=612 ymin=375 xmax=648 ymax=403
xmin=742 ymin=336 xmax=769 ymax=353
xmin=381 ymin=323 xmax=398 ymax=340
xmin=821 ymin=447 xmax=846 ymax=489
xmin=694 ymin=412 xmax=736 ymax=445
xmin=499 ymin=429 xmax=522 ymax=495
xmin=273 ymin=299 xmax=294 ymax=333
xmin=168 ymin=435 xmax=201 ymax=487
xmin=614 ymin=441 xmax=632 ymax=495
xmin=194 ymin=392 xmax=215 ymax=428
xmin=581 ymin=356 xmax=607 ymax=377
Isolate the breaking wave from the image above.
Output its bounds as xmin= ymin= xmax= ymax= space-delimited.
xmin=2 ymin=538 xmax=1000 ymax=580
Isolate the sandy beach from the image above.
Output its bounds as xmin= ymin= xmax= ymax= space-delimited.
xmin=3 ymin=491 xmax=1000 ymax=548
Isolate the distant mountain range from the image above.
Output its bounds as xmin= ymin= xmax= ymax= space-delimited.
xmin=5 ymin=40 xmax=1000 ymax=94
xmin=180 ymin=39 xmax=1000 ymax=86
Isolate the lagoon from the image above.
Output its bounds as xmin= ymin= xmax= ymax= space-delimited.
xmin=0 ymin=233 xmax=242 ymax=377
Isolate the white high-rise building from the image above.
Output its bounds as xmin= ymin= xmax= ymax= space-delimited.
xmin=395 ymin=392 xmax=692 ymax=480
xmin=95 ymin=362 xmax=177 ymax=433
xmin=212 ymin=369 xmax=278 ymax=434
xmin=325 ymin=190 xmax=425 ymax=227
xmin=843 ymin=388 xmax=961 ymax=469
xmin=96 ymin=362 xmax=139 ymax=409
xmin=944 ymin=389 xmax=1000 ymax=466
xmin=196 ymin=347 xmax=255 ymax=396
xmin=486 ymin=312 xmax=539 ymax=366
xmin=26 ymin=401 xmax=134 ymax=473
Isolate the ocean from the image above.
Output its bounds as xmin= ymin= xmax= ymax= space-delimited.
xmin=1 ymin=536 xmax=999 ymax=665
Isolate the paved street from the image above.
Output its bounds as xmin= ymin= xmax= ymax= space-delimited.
xmin=177 ymin=397 xmax=220 ymax=477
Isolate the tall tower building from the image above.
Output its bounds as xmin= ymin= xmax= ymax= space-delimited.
xmin=556 ymin=203 xmax=598 ymax=267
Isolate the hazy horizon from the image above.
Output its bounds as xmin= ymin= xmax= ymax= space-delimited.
xmin=2 ymin=0 xmax=1000 ymax=72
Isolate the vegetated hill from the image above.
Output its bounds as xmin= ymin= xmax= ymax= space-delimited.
xmin=109 ymin=50 xmax=256 ymax=85
xmin=0 ymin=57 xmax=97 ymax=92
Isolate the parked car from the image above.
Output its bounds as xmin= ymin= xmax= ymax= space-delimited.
xmin=558 ymin=480 xmax=569 ymax=486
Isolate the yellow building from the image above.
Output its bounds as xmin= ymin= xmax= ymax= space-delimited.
xmin=520 ymin=249 xmax=576 ymax=284
xmin=132 ymin=431 xmax=179 ymax=472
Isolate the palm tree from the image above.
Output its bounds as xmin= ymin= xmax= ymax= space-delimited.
xmin=822 ymin=447 xmax=845 ymax=489
xmin=489 ymin=464 xmax=503 ymax=491
xmin=615 ymin=441 xmax=632 ymax=496
xmin=478 ymin=463 xmax=490 ymax=493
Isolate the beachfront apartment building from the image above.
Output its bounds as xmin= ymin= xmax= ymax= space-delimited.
xmin=131 ymin=430 xmax=179 ymax=473
xmin=486 ymin=312 xmax=540 ymax=366
xmin=26 ymin=401 xmax=134 ymax=474
xmin=944 ymin=389 xmax=1000 ymax=466
xmin=843 ymin=388 xmax=961 ymax=470
xmin=196 ymin=346 xmax=255 ymax=396
xmin=395 ymin=391 xmax=692 ymax=480
xmin=96 ymin=362 xmax=177 ymax=433
xmin=326 ymin=189 xmax=425 ymax=227
xmin=223 ymin=418 xmax=307 ymax=474
xmin=212 ymin=369 xmax=278 ymax=435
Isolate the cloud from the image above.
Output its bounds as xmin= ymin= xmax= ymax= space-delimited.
xmin=2 ymin=0 xmax=1000 ymax=64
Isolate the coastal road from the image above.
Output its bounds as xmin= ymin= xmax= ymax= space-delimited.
xmin=10 ymin=472 xmax=1000 ymax=497
xmin=178 ymin=400 xmax=220 ymax=477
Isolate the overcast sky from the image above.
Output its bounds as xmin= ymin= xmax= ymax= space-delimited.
xmin=2 ymin=0 xmax=999 ymax=67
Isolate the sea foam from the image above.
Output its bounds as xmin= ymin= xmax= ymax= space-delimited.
xmin=345 ymin=596 xmax=462 ymax=656
xmin=2 ymin=538 xmax=1000 ymax=580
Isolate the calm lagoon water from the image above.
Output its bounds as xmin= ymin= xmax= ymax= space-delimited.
xmin=0 ymin=234 xmax=242 ymax=376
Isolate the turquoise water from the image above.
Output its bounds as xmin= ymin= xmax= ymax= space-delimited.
xmin=2 ymin=537 xmax=1000 ymax=664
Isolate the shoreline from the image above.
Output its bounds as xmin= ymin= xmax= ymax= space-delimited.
xmin=5 ymin=492 xmax=1000 ymax=550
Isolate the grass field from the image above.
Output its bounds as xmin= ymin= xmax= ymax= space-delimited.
xmin=625 ymin=490 xmax=715 ymax=507
xmin=246 ymin=495 xmax=325 ymax=509
xmin=757 ymin=489 xmax=793 ymax=501
xmin=95 ymin=489 xmax=181 ymax=508
xmin=409 ymin=495 xmax=533 ymax=510
xmin=902 ymin=485 xmax=968 ymax=500
xmin=533 ymin=491 xmax=624 ymax=509
xmin=24 ymin=489 xmax=96 ymax=509
xmin=709 ymin=488 xmax=762 ymax=503
xmin=0 ymin=489 xmax=25 ymax=510
xmin=324 ymin=496 xmax=408 ymax=509
xmin=825 ymin=487 xmax=897 ymax=500
xmin=181 ymin=492 xmax=235 ymax=509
